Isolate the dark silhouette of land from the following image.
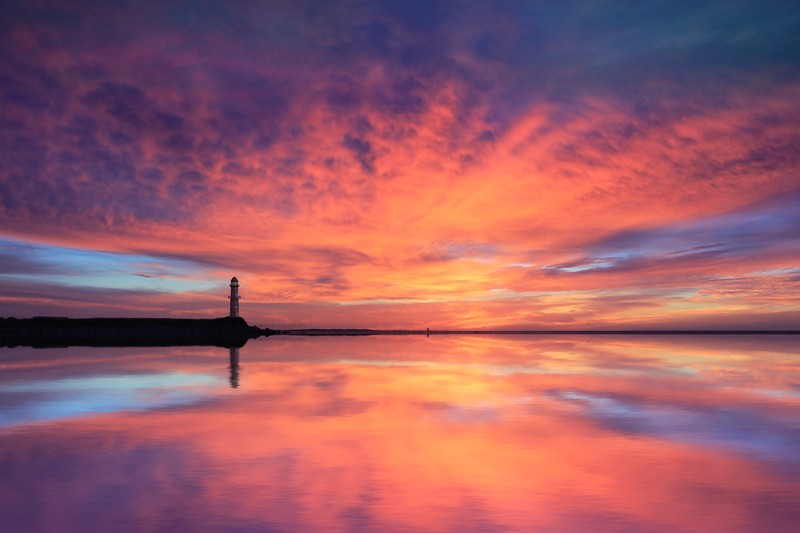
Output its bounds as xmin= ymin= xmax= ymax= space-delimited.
xmin=0 ymin=316 xmax=272 ymax=348
xmin=275 ymin=328 xmax=800 ymax=336
xmin=1 ymin=318 xmax=797 ymax=349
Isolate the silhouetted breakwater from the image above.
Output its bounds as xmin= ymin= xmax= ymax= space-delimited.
xmin=3 ymin=320 xmax=796 ymax=348
xmin=0 ymin=317 xmax=272 ymax=348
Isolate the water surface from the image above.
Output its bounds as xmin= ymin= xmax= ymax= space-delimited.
xmin=1 ymin=335 xmax=799 ymax=532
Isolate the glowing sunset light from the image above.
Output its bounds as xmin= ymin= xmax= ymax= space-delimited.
xmin=2 ymin=336 xmax=799 ymax=531
xmin=1 ymin=1 xmax=798 ymax=328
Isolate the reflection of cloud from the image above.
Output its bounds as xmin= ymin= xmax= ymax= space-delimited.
xmin=0 ymin=372 xmax=223 ymax=426
xmin=544 ymin=389 xmax=800 ymax=464
xmin=1 ymin=336 xmax=800 ymax=531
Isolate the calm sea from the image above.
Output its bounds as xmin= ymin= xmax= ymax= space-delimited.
xmin=1 ymin=335 xmax=799 ymax=532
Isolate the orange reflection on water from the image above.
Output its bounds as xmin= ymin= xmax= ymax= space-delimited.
xmin=0 ymin=335 xmax=799 ymax=532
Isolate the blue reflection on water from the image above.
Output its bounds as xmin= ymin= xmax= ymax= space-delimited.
xmin=0 ymin=372 xmax=223 ymax=426
xmin=545 ymin=389 xmax=800 ymax=464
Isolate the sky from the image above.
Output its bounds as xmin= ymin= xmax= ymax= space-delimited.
xmin=1 ymin=0 xmax=799 ymax=329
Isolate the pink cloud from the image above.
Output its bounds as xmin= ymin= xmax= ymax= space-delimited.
xmin=1 ymin=1 xmax=799 ymax=327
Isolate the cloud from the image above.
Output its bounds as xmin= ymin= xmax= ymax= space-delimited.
xmin=0 ymin=0 xmax=799 ymax=326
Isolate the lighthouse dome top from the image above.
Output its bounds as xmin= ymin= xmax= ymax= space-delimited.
xmin=230 ymin=276 xmax=239 ymax=283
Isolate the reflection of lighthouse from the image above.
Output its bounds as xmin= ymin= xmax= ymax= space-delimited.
xmin=229 ymin=347 xmax=240 ymax=388
xmin=229 ymin=277 xmax=240 ymax=318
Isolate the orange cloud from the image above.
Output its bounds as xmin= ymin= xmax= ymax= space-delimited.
xmin=1 ymin=2 xmax=799 ymax=328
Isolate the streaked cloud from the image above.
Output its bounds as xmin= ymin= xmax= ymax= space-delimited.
xmin=1 ymin=0 xmax=798 ymax=327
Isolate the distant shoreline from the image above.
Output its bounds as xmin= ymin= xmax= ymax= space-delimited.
xmin=277 ymin=329 xmax=800 ymax=336
xmin=2 ymin=317 xmax=798 ymax=349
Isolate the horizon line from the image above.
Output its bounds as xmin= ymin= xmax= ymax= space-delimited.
xmin=5 ymin=317 xmax=797 ymax=335
xmin=276 ymin=328 xmax=800 ymax=336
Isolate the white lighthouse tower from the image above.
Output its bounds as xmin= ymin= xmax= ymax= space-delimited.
xmin=229 ymin=276 xmax=240 ymax=318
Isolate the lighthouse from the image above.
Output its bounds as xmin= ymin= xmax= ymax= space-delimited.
xmin=229 ymin=277 xmax=240 ymax=318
